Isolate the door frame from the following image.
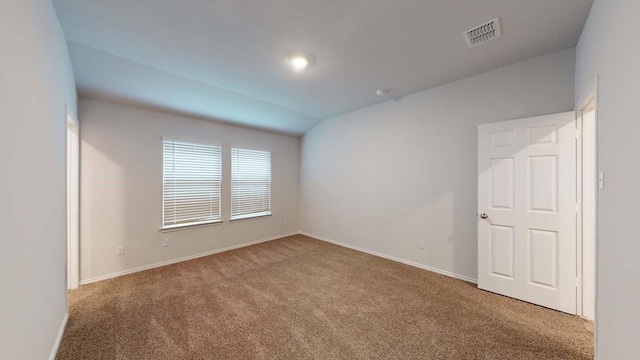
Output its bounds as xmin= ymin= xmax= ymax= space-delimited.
xmin=575 ymin=78 xmax=598 ymax=322
xmin=66 ymin=106 xmax=80 ymax=289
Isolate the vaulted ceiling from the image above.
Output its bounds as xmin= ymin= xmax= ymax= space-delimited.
xmin=54 ymin=0 xmax=593 ymax=136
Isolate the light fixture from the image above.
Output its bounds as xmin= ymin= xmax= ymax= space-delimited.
xmin=288 ymin=53 xmax=313 ymax=72
xmin=376 ymin=89 xmax=391 ymax=96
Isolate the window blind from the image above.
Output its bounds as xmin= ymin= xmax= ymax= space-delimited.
xmin=162 ymin=140 xmax=222 ymax=228
xmin=231 ymin=148 xmax=271 ymax=219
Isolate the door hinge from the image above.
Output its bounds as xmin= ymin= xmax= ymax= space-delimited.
xmin=575 ymin=203 xmax=581 ymax=213
xmin=576 ymin=278 xmax=581 ymax=288
xmin=575 ymin=129 xmax=580 ymax=139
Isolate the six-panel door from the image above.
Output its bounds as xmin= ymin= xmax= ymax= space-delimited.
xmin=478 ymin=112 xmax=577 ymax=314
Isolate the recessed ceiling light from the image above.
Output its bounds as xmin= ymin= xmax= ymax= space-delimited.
xmin=376 ymin=89 xmax=391 ymax=96
xmin=288 ymin=53 xmax=313 ymax=72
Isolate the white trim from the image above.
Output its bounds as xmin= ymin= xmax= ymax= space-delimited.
xmin=229 ymin=211 xmax=272 ymax=222
xmin=575 ymin=78 xmax=598 ymax=358
xmin=79 ymin=232 xmax=298 ymax=285
xmin=159 ymin=219 xmax=223 ymax=232
xmin=66 ymin=107 xmax=80 ymax=290
xmin=576 ymin=111 xmax=584 ymax=317
xmin=581 ymin=108 xmax=597 ymax=321
xmin=576 ymin=81 xmax=598 ymax=323
xmin=299 ymin=232 xmax=478 ymax=284
xmin=49 ymin=313 xmax=69 ymax=360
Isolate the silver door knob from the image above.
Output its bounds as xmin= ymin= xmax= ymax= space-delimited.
xmin=480 ymin=213 xmax=488 ymax=219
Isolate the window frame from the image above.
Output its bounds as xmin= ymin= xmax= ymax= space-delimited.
xmin=160 ymin=138 xmax=223 ymax=232
xmin=229 ymin=146 xmax=272 ymax=222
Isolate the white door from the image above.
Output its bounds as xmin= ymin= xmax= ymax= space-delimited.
xmin=478 ymin=112 xmax=577 ymax=314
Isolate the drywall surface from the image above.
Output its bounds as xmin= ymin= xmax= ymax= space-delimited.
xmin=79 ymin=99 xmax=299 ymax=282
xmin=300 ymin=48 xmax=575 ymax=281
xmin=0 ymin=1 xmax=77 ymax=359
xmin=576 ymin=1 xmax=640 ymax=357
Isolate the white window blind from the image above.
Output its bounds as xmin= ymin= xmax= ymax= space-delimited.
xmin=162 ymin=140 xmax=222 ymax=228
xmin=231 ymin=148 xmax=271 ymax=220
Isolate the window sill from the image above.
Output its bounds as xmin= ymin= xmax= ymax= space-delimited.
xmin=159 ymin=220 xmax=223 ymax=233
xmin=229 ymin=212 xmax=272 ymax=223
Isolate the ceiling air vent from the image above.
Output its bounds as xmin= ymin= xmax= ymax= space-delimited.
xmin=464 ymin=17 xmax=501 ymax=48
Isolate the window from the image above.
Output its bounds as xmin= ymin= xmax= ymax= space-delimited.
xmin=162 ymin=140 xmax=222 ymax=229
xmin=231 ymin=148 xmax=271 ymax=220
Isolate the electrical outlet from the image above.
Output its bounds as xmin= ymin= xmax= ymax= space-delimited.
xmin=283 ymin=218 xmax=288 ymax=225
xmin=418 ymin=241 xmax=425 ymax=250
xmin=162 ymin=238 xmax=171 ymax=247
xmin=117 ymin=245 xmax=125 ymax=256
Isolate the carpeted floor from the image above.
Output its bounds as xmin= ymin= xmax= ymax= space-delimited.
xmin=57 ymin=235 xmax=593 ymax=359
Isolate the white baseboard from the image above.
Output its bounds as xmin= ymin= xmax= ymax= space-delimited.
xmin=299 ymin=231 xmax=478 ymax=284
xmin=49 ymin=312 xmax=69 ymax=360
xmin=80 ymin=232 xmax=299 ymax=285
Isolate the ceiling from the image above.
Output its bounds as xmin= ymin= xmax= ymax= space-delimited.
xmin=54 ymin=0 xmax=593 ymax=136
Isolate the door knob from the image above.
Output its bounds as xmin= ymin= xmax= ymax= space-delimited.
xmin=480 ymin=213 xmax=488 ymax=219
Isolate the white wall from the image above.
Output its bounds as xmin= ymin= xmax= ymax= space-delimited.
xmin=79 ymin=99 xmax=299 ymax=282
xmin=300 ymin=48 xmax=575 ymax=281
xmin=576 ymin=1 xmax=640 ymax=358
xmin=0 ymin=1 xmax=77 ymax=359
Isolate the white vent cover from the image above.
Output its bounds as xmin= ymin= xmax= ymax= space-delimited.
xmin=464 ymin=18 xmax=501 ymax=48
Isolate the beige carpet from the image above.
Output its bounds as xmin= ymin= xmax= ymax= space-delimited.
xmin=57 ymin=235 xmax=593 ymax=359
